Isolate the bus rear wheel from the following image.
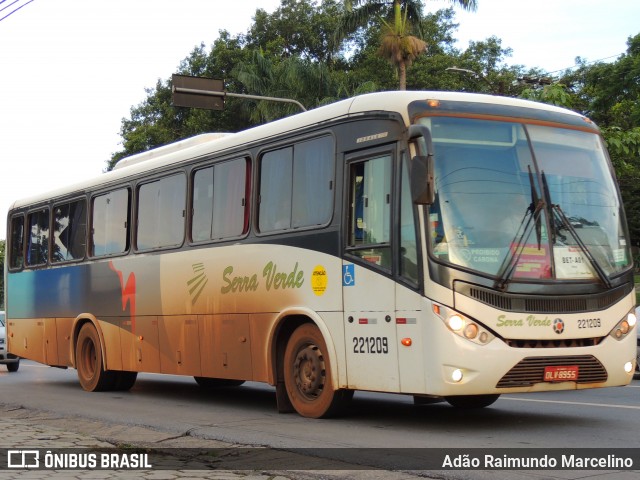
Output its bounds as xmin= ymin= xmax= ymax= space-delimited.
xmin=283 ymin=323 xmax=351 ymax=418
xmin=445 ymin=394 xmax=500 ymax=409
xmin=76 ymin=323 xmax=114 ymax=392
xmin=6 ymin=361 xmax=19 ymax=373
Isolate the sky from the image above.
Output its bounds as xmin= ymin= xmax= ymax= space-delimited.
xmin=1 ymin=0 xmax=639 ymax=240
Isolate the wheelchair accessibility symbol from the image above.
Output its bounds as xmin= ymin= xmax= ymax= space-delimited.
xmin=343 ymin=264 xmax=355 ymax=286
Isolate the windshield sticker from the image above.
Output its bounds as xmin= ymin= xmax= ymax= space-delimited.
xmin=554 ymin=246 xmax=595 ymax=279
xmin=460 ymin=248 xmax=500 ymax=264
xmin=512 ymin=244 xmax=552 ymax=279
xmin=613 ymin=248 xmax=627 ymax=266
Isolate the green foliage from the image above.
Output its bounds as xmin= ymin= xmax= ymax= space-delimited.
xmin=520 ymin=83 xmax=574 ymax=108
xmin=247 ymin=0 xmax=343 ymax=62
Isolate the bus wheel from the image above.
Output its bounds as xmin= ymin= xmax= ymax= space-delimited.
xmin=76 ymin=323 xmax=114 ymax=392
xmin=113 ymin=371 xmax=138 ymax=391
xmin=6 ymin=361 xmax=19 ymax=373
xmin=194 ymin=377 xmax=245 ymax=388
xmin=445 ymin=394 xmax=500 ymax=409
xmin=284 ymin=323 xmax=351 ymax=418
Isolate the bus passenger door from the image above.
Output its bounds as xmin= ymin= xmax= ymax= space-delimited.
xmin=343 ymin=147 xmax=400 ymax=392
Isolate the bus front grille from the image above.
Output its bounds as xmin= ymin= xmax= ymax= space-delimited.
xmin=504 ymin=337 xmax=605 ymax=348
xmin=457 ymin=283 xmax=633 ymax=314
xmin=496 ymin=355 xmax=607 ymax=388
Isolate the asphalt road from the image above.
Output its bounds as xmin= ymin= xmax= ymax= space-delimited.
xmin=1 ymin=359 xmax=639 ymax=478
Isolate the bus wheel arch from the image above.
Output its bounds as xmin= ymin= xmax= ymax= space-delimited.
xmin=272 ymin=315 xmax=351 ymax=418
xmin=271 ymin=315 xmax=310 ymax=414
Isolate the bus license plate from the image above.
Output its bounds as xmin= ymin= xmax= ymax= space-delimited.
xmin=544 ymin=365 xmax=579 ymax=382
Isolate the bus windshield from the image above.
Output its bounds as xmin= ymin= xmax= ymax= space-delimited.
xmin=420 ymin=116 xmax=632 ymax=282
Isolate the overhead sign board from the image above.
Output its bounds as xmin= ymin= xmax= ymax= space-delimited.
xmin=172 ymin=74 xmax=225 ymax=110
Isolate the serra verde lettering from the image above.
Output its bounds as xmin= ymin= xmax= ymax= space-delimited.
xmin=497 ymin=315 xmax=552 ymax=327
xmin=221 ymin=261 xmax=304 ymax=294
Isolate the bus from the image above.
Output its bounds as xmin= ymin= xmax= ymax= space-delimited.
xmin=4 ymin=91 xmax=637 ymax=418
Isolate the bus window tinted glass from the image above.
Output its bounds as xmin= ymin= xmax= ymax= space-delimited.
xmin=292 ymin=137 xmax=334 ymax=227
xmin=52 ymin=200 xmax=86 ymax=262
xmin=399 ymin=153 xmax=418 ymax=283
xmin=27 ymin=208 xmax=49 ymax=266
xmin=259 ymin=136 xmax=335 ymax=233
xmin=137 ymin=174 xmax=186 ymax=250
xmin=192 ymin=167 xmax=214 ymax=242
xmin=192 ymin=158 xmax=248 ymax=242
xmin=212 ymin=158 xmax=247 ymax=239
xmin=92 ymin=189 xmax=130 ymax=256
xmin=348 ymin=154 xmax=392 ymax=269
xmin=259 ymin=147 xmax=293 ymax=232
xmin=9 ymin=216 xmax=25 ymax=269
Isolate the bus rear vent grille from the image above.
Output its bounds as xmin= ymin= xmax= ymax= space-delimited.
xmin=463 ymin=283 xmax=632 ymax=314
xmin=505 ymin=337 xmax=605 ymax=348
xmin=496 ymin=355 xmax=607 ymax=388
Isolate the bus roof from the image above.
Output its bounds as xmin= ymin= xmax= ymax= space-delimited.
xmin=9 ymin=91 xmax=585 ymax=210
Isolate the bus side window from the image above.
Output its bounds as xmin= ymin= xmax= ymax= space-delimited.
xmin=9 ymin=215 xmax=25 ymax=269
xmin=52 ymin=199 xmax=87 ymax=262
xmin=26 ymin=208 xmax=49 ymax=267
xmin=91 ymin=188 xmax=130 ymax=257
xmin=347 ymin=154 xmax=392 ymax=269
xmin=400 ymin=153 xmax=419 ymax=283
xmin=137 ymin=173 xmax=186 ymax=250
xmin=259 ymin=147 xmax=293 ymax=232
xmin=192 ymin=158 xmax=249 ymax=242
xmin=259 ymin=136 xmax=334 ymax=233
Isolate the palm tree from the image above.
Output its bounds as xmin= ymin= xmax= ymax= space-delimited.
xmin=337 ymin=0 xmax=478 ymax=90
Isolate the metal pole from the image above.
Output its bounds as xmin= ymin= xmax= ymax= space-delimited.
xmin=172 ymin=86 xmax=307 ymax=112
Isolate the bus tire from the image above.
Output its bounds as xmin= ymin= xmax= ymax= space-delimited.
xmin=283 ymin=323 xmax=351 ymax=418
xmin=445 ymin=394 xmax=500 ymax=409
xmin=75 ymin=323 xmax=115 ymax=392
xmin=194 ymin=377 xmax=245 ymax=388
xmin=6 ymin=361 xmax=19 ymax=373
xmin=113 ymin=371 xmax=138 ymax=391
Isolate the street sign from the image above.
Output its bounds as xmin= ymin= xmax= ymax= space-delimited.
xmin=172 ymin=74 xmax=225 ymax=110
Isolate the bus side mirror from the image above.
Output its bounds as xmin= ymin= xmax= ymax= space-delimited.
xmin=408 ymin=125 xmax=435 ymax=205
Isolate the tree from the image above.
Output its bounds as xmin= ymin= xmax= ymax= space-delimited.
xmin=378 ymin=1 xmax=426 ymax=89
xmin=519 ymin=83 xmax=574 ymax=108
xmin=336 ymin=0 xmax=477 ymax=89
xmin=246 ymin=0 xmax=343 ymax=63
xmin=234 ymin=50 xmax=332 ymax=122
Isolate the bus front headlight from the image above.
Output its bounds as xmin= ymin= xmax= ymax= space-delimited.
xmin=609 ymin=310 xmax=637 ymax=341
xmin=434 ymin=304 xmax=494 ymax=345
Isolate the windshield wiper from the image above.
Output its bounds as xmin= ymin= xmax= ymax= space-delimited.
xmin=541 ymin=171 xmax=612 ymax=289
xmin=494 ymin=166 xmax=545 ymax=291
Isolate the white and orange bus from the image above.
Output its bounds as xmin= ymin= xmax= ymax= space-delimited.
xmin=5 ymin=91 xmax=637 ymax=418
